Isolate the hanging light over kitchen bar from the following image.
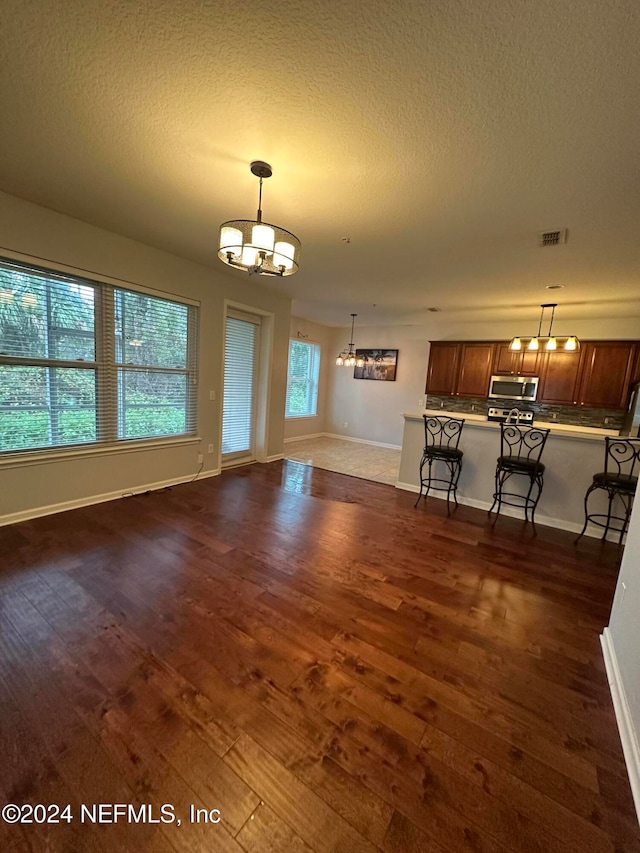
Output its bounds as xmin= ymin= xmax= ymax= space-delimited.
xmin=509 ymin=303 xmax=580 ymax=353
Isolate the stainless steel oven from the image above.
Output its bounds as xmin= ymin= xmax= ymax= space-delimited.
xmin=489 ymin=375 xmax=539 ymax=402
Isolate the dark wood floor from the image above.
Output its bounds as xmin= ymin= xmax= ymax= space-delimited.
xmin=1 ymin=460 xmax=639 ymax=853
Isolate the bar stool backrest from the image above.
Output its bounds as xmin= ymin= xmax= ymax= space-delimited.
xmin=423 ymin=415 xmax=465 ymax=451
xmin=499 ymin=423 xmax=550 ymax=464
xmin=603 ymin=437 xmax=640 ymax=482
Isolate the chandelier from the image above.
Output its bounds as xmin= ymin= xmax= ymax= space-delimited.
xmin=509 ymin=303 xmax=580 ymax=352
xmin=335 ymin=314 xmax=365 ymax=367
xmin=218 ymin=161 xmax=301 ymax=277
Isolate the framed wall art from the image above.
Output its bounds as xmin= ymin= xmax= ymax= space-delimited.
xmin=353 ymin=349 xmax=398 ymax=381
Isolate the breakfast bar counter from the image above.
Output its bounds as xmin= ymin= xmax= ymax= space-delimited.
xmin=397 ymin=409 xmax=619 ymax=535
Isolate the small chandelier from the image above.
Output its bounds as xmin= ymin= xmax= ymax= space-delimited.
xmin=218 ymin=161 xmax=301 ymax=277
xmin=336 ymin=314 xmax=365 ymax=367
xmin=509 ymin=303 xmax=580 ymax=353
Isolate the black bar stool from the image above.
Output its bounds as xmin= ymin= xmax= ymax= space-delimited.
xmin=575 ymin=437 xmax=640 ymax=545
xmin=414 ymin=415 xmax=465 ymax=513
xmin=489 ymin=422 xmax=550 ymax=528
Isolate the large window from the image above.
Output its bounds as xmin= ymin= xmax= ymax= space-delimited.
xmin=285 ymin=339 xmax=320 ymax=418
xmin=0 ymin=257 xmax=198 ymax=455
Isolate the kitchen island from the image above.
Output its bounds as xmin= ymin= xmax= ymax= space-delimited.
xmin=398 ymin=409 xmax=620 ymax=536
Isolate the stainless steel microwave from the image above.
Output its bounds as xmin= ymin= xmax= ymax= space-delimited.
xmin=489 ymin=375 xmax=539 ymax=402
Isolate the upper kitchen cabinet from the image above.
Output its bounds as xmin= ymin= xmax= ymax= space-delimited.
xmin=493 ymin=344 xmax=541 ymax=376
xmin=425 ymin=342 xmax=460 ymax=395
xmin=577 ymin=341 xmax=637 ymax=409
xmin=456 ymin=343 xmax=495 ymax=397
xmin=537 ymin=351 xmax=583 ymax=405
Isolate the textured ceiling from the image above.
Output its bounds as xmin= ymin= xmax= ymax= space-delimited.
xmin=1 ymin=0 xmax=639 ymax=327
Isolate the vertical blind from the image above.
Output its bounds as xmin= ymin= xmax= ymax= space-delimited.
xmin=0 ymin=256 xmax=198 ymax=454
xmin=222 ymin=313 xmax=260 ymax=457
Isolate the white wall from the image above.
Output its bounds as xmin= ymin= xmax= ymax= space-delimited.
xmin=325 ymin=316 xmax=640 ymax=447
xmin=606 ymin=490 xmax=640 ymax=816
xmin=0 ymin=191 xmax=291 ymax=523
xmin=284 ymin=316 xmax=333 ymax=440
xmin=326 ymin=325 xmax=429 ymax=447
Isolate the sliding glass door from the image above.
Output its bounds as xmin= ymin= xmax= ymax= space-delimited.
xmin=221 ymin=311 xmax=261 ymax=466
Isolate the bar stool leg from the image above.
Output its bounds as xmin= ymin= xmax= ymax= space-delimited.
xmin=602 ymin=489 xmax=615 ymax=541
xmin=414 ymin=453 xmax=428 ymax=507
xmin=488 ymin=464 xmax=500 ymax=516
xmin=452 ymin=459 xmax=462 ymax=506
xmin=574 ymin=483 xmax=596 ymax=544
xmin=620 ymin=494 xmax=634 ymax=545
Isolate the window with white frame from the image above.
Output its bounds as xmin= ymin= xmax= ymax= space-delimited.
xmin=285 ymin=339 xmax=320 ymax=418
xmin=0 ymin=257 xmax=198 ymax=455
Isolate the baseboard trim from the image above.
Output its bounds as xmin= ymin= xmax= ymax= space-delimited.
xmin=601 ymin=628 xmax=640 ymax=824
xmin=0 ymin=469 xmax=220 ymax=528
xmin=283 ymin=433 xmax=326 ymax=444
xmin=266 ymin=453 xmax=285 ymax=462
xmin=323 ymin=433 xmax=402 ymax=451
xmin=396 ymin=481 xmax=621 ymax=540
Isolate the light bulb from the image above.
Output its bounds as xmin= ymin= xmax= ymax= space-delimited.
xmin=219 ymin=226 xmax=243 ymax=258
xmin=545 ymin=337 xmax=557 ymax=351
xmin=241 ymin=245 xmax=259 ymax=267
xmin=336 ymin=355 xmax=344 ymax=366
xmin=564 ymin=337 xmax=577 ymax=351
xmin=509 ymin=337 xmax=522 ymax=351
xmin=528 ymin=337 xmax=539 ymax=351
xmin=252 ymin=225 xmax=275 ymax=254
xmin=356 ymin=357 xmax=365 ymax=367
xmin=273 ymin=241 xmax=295 ymax=271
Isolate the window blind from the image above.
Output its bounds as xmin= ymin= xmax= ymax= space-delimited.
xmin=286 ymin=339 xmax=320 ymax=417
xmin=222 ymin=314 xmax=259 ymax=457
xmin=0 ymin=257 xmax=198 ymax=455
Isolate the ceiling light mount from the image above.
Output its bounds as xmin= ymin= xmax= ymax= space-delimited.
xmin=509 ymin=303 xmax=580 ymax=353
xmin=335 ymin=314 xmax=364 ymax=368
xmin=218 ymin=161 xmax=300 ymax=277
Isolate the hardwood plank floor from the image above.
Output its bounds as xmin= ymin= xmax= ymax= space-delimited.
xmin=1 ymin=459 xmax=639 ymax=852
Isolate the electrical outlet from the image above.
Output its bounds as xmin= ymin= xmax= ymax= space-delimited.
xmin=207 ymin=444 xmax=214 ymax=454
xmin=418 ymin=398 xmax=425 ymax=408
xmin=197 ymin=453 xmax=203 ymax=464
xmin=604 ymin=417 xmax=611 ymax=425
xmin=440 ymin=401 xmax=445 ymax=409
xmin=209 ymin=390 xmax=215 ymax=401
xmin=343 ymin=422 xmax=348 ymax=428
xmin=471 ymin=404 xmax=476 ymax=411
xmin=552 ymin=413 xmax=558 ymax=420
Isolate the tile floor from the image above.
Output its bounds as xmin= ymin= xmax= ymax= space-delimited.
xmin=284 ymin=436 xmax=401 ymax=486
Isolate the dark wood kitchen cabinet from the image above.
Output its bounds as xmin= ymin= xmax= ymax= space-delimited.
xmin=425 ymin=342 xmax=460 ymax=394
xmin=577 ymin=341 xmax=637 ymax=409
xmin=537 ymin=351 xmax=583 ymax=405
xmin=426 ymin=338 xmax=640 ymax=409
xmin=493 ymin=344 xmax=541 ymax=376
xmin=426 ymin=342 xmax=494 ymax=397
xmin=456 ymin=343 xmax=495 ymax=397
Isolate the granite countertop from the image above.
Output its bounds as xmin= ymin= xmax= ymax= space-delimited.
xmin=401 ymin=409 xmax=618 ymax=441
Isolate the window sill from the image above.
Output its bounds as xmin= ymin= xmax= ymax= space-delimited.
xmin=285 ymin=414 xmax=318 ymax=420
xmin=0 ymin=435 xmax=201 ymax=470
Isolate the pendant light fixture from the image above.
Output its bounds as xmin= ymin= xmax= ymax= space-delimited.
xmin=218 ymin=161 xmax=301 ymax=276
xmin=335 ymin=314 xmax=365 ymax=367
xmin=509 ymin=303 xmax=579 ymax=353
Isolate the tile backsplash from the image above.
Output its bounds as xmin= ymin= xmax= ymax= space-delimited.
xmin=426 ymin=394 xmax=624 ymax=430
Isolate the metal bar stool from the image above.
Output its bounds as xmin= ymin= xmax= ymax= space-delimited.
xmin=575 ymin=437 xmax=640 ymax=545
xmin=488 ymin=422 xmax=550 ymax=529
xmin=414 ymin=415 xmax=465 ymax=514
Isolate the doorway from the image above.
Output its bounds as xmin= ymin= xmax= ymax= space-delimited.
xmin=221 ymin=309 xmax=261 ymax=467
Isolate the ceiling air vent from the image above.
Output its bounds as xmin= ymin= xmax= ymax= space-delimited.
xmin=539 ymin=228 xmax=567 ymax=247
